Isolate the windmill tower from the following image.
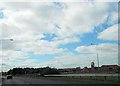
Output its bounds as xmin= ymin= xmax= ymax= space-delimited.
xmin=91 ymin=61 xmax=95 ymax=73
xmin=91 ymin=62 xmax=95 ymax=68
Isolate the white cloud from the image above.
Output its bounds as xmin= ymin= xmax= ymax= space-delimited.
xmin=0 ymin=50 xmax=29 ymax=71
xmin=38 ymin=52 xmax=92 ymax=68
xmin=1 ymin=2 xmax=110 ymax=39
xmin=98 ymin=24 xmax=118 ymax=41
xmin=1 ymin=58 xmax=41 ymax=72
xmin=55 ymin=2 xmax=109 ymax=38
xmin=110 ymin=11 xmax=118 ymax=24
xmin=1 ymin=43 xmax=118 ymax=71
xmin=0 ymin=2 xmax=118 ymax=71
xmin=36 ymin=43 xmax=118 ymax=68
xmin=17 ymin=36 xmax=80 ymax=55
xmin=75 ymin=43 xmax=118 ymax=65
xmin=0 ymin=50 xmax=29 ymax=60
xmin=76 ymin=43 xmax=118 ymax=54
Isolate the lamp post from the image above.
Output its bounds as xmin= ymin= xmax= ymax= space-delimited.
xmin=0 ymin=38 xmax=14 ymax=73
xmin=0 ymin=39 xmax=13 ymax=41
xmin=1 ymin=63 xmax=7 ymax=73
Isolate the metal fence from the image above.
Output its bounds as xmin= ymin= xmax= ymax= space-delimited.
xmin=45 ymin=74 xmax=120 ymax=77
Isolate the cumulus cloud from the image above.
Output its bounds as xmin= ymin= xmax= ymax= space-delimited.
xmin=36 ymin=43 xmax=118 ymax=68
xmin=97 ymin=24 xmax=118 ymax=41
xmin=38 ymin=52 xmax=93 ymax=68
xmin=1 ymin=50 xmax=29 ymax=59
xmin=76 ymin=43 xmax=118 ymax=54
xmin=75 ymin=43 xmax=118 ymax=65
xmin=55 ymin=2 xmax=110 ymax=38
xmin=1 ymin=58 xmax=41 ymax=72
xmin=1 ymin=2 xmax=110 ymax=39
xmin=0 ymin=2 xmax=118 ymax=71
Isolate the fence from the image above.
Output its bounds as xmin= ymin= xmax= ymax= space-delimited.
xmin=45 ymin=74 xmax=120 ymax=81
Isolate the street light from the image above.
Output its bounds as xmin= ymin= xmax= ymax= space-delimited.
xmin=0 ymin=38 xmax=14 ymax=41
xmin=1 ymin=63 xmax=8 ymax=73
xmin=0 ymin=38 xmax=14 ymax=73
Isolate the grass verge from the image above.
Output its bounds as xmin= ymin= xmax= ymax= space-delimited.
xmin=39 ymin=76 xmax=120 ymax=84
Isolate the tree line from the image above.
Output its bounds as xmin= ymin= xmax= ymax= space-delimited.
xmin=7 ymin=66 xmax=60 ymax=76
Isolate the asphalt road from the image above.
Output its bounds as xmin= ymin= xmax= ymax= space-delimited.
xmin=2 ymin=77 xmax=82 ymax=84
xmin=0 ymin=78 xmax=2 ymax=86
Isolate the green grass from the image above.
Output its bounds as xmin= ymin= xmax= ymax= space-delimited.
xmin=39 ymin=76 xmax=120 ymax=84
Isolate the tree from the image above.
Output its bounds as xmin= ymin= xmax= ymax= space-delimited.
xmin=7 ymin=67 xmax=60 ymax=76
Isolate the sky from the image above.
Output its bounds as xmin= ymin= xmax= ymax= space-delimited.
xmin=0 ymin=0 xmax=119 ymax=72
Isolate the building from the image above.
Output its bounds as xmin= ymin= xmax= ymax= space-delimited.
xmin=81 ymin=67 xmax=91 ymax=73
xmin=61 ymin=64 xmax=119 ymax=74
xmin=100 ymin=65 xmax=119 ymax=73
xmin=81 ymin=65 xmax=119 ymax=74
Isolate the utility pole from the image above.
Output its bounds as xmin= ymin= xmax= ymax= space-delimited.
xmin=88 ymin=57 xmax=91 ymax=68
xmin=91 ymin=43 xmax=100 ymax=72
xmin=96 ymin=45 xmax=99 ymax=72
xmin=97 ymin=53 xmax=99 ymax=68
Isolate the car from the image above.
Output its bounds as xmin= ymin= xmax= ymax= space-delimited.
xmin=7 ymin=75 xmax=13 ymax=79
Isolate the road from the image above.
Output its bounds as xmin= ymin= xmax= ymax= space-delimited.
xmin=2 ymin=77 xmax=82 ymax=84
xmin=0 ymin=78 xmax=2 ymax=86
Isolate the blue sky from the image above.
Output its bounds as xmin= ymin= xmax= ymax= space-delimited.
xmin=0 ymin=9 xmax=4 ymax=19
xmin=0 ymin=1 xmax=119 ymax=71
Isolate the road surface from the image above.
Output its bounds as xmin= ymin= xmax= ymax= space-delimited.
xmin=0 ymin=78 xmax=2 ymax=86
xmin=2 ymin=77 xmax=82 ymax=84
